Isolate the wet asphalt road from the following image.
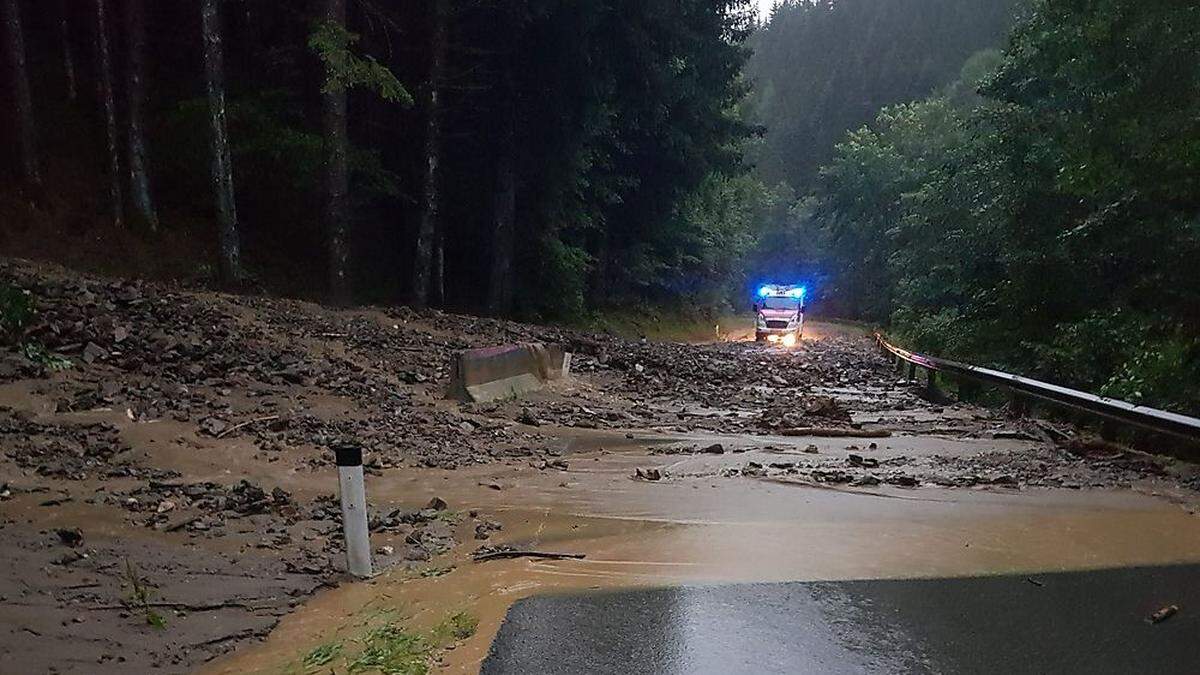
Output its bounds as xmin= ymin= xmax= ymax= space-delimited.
xmin=482 ymin=564 xmax=1200 ymax=674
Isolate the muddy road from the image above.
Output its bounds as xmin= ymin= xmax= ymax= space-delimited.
xmin=2 ymin=259 xmax=1199 ymax=673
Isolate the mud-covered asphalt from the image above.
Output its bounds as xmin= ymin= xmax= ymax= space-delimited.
xmin=483 ymin=565 xmax=1200 ymax=674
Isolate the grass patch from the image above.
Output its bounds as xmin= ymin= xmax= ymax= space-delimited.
xmin=294 ymin=610 xmax=479 ymax=674
xmin=348 ymin=624 xmax=429 ymax=675
xmin=430 ymin=611 xmax=478 ymax=646
xmin=302 ymin=641 xmax=342 ymax=668
xmin=433 ymin=509 xmax=462 ymax=524
xmin=123 ymin=559 xmax=166 ymax=630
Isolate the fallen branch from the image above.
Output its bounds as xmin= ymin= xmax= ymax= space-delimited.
xmin=215 ymin=415 xmax=280 ymax=439
xmin=86 ymin=600 xmax=260 ymax=612
xmin=778 ymin=427 xmax=891 ymax=438
xmin=473 ymin=550 xmax=586 ymax=563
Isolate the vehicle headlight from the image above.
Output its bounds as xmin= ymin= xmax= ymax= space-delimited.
xmin=756 ymin=314 xmax=766 ymax=328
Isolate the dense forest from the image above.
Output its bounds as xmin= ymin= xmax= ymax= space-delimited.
xmin=746 ymin=0 xmax=1018 ymax=191
xmin=2 ymin=0 xmax=1198 ymax=414
xmin=747 ymin=0 xmax=1200 ymax=414
xmin=1 ymin=0 xmax=755 ymax=317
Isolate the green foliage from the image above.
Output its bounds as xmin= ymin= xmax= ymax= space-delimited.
xmin=510 ymin=0 xmax=755 ymax=316
xmin=124 ymin=559 xmax=166 ymax=630
xmin=746 ymin=0 xmax=1019 ymax=190
xmin=164 ymin=92 xmax=402 ymax=207
xmin=302 ymin=641 xmax=342 ymax=668
xmin=309 ymin=20 xmax=412 ymax=105
xmin=2 ymin=285 xmax=71 ymax=371
xmin=782 ymin=0 xmax=1200 ymax=415
xmin=519 ymin=236 xmax=593 ymax=321
xmin=20 ymin=343 xmax=72 ymax=372
xmin=0 ymin=284 xmax=33 ymax=342
xmin=429 ymin=611 xmax=478 ymax=645
xmin=347 ymin=623 xmax=428 ymax=675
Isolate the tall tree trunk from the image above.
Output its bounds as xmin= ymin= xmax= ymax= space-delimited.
xmin=487 ymin=75 xmax=517 ymax=316
xmin=124 ymin=0 xmax=158 ymax=230
xmin=322 ymin=0 xmax=351 ymax=304
xmin=60 ymin=1 xmax=76 ymax=102
xmin=95 ymin=0 xmax=123 ymax=227
xmin=411 ymin=0 xmax=448 ymax=309
xmin=2 ymin=0 xmax=40 ymax=186
xmin=431 ymin=231 xmax=444 ymax=307
xmin=201 ymin=0 xmax=242 ymax=283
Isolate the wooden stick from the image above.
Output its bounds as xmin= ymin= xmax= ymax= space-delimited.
xmin=215 ymin=415 xmax=279 ymax=439
xmin=475 ymin=550 xmax=588 ymax=559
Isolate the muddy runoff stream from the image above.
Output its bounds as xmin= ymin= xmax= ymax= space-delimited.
xmin=204 ymin=426 xmax=1200 ymax=674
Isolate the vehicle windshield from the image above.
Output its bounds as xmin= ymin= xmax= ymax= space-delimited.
xmin=761 ymin=297 xmax=800 ymax=311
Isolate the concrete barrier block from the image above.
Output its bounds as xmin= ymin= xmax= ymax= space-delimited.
xmin=448 ymin=343 xmax=571 ymax=402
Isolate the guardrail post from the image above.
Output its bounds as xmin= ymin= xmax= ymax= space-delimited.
xmin=906 ymin=362 xmax=917 ymax=382
xmin=924 ymin=368 xmax=940 ymax=399
xmin=958 ymin=378 xmax=981 ymax=404
xmin=1008 ymin=392 xmax=1029 ymax=418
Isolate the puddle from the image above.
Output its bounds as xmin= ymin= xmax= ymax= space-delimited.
xmin=203 ymin=435 xmax=1200 ymax=674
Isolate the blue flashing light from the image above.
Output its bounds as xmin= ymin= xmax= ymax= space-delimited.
xmin=758 ymin=284 xmax=808 ymax=299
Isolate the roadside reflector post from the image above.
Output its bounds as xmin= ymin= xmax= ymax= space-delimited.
xmin=333 ymin=443 xmax=372 ymax=578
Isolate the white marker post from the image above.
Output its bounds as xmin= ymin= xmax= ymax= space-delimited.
xmin=334 ymin=443 xmax=372 ymax=578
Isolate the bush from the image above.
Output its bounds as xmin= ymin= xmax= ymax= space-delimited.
xmin=0 ymin=284 xmax=34 ymax=344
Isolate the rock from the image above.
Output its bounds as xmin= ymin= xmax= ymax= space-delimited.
xmin=376 ymin=545 xmax=395 ymax=556
xmin=847 ymin=454 xmax=879 ymax=469
xmin=886 ymin=474 xmax=919 ymax=487
xmin=156 ymin=500 xmax=176 ymax=514
xmin=991 ymin=429 xmax=1038 ymax=441
xmin=1148 ymin=605 xmax=1179 ymax=624
xmin=81 ymin=342 xmax=107 ymax=364
xmin=634 ymin=467 xmax=662 ymax=481
xmin=474 ymin=520 xmax=504 ymax=540
xmin=700 ymin=443 xmax=725 ymax=455
xmin=803 ymin=444 xmax=820 ymax=454
xmin=425 ymin=497 xmax=448 ymax=511
xmin=852 ymin=475 xmax=881 ymax=487
xmin=199 ymin=417 xmax=227 ymax=437
xmin=56 ymin=528 xmax=83 ymax=547
xmin=802 ymin=396 xmax=850 ymax=422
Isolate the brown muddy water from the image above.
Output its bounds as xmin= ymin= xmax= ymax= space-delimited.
xmin=202 ymin=428 xmax=1200 ymax=674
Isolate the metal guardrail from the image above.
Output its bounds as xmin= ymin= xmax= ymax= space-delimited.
xmin=875 ymin=334 xmax=1200 ymax=443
